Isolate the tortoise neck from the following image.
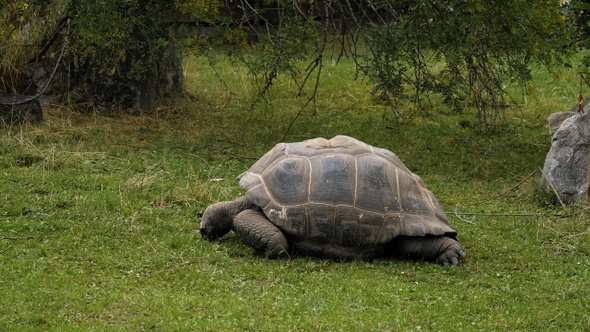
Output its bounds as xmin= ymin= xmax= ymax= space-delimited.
xmin=227 ymin=196 xmax=256 ymax=217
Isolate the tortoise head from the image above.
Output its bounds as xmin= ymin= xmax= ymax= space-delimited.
xmin=200 ymin=201 xmax=234 ymax=240
xmin=200 ymin=196 xmax=256 ymax=240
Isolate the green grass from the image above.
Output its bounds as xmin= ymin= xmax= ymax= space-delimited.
xmin=1 ymin=54 xmax=589 ymax=331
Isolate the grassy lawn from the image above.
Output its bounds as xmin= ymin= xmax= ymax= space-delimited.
xmin=1 ymin=55 xmax=589 ymax=331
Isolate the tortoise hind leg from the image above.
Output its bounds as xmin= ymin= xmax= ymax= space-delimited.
xmin=390 ymin=235 xmax=465 ymax=266
xmin=234 ymin=209 xmax=289 ymax=259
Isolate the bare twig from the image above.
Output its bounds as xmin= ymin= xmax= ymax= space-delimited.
xmin=446 ymin=167 xmax=586 ymax=220
xmin=281 ymin=96 xmax=313 ymax=142
xmin=450 ymin=205 xmax=476 ymax=224
xmin=30 ymin=15 xmax=70 ymax=64
xmin=218 ymin=149 xmax=258 ymax=160
xmin=249 ymin=69 xmax=276 ymax=112
xmin=206 ymin=54 xmax=233 ymax=104
xmin=281 ymin=36 xmax=327 ymax=141
xmin=216 ymin=135 xmax=246 ymax=147
xmin=538 ymin=167 xmax=566 ymax=208
xmin=446 ymin=212 xmax=571 ymax=218
xmin=142 ymin=238 xmax=160 ymax=255
xmin=241 ymin=0 xmax=274 ymax=29
xmin=0 ymin=236 xmax=35 ymax=241
xmin=1 ymin=236 xmax=35 ymax=254
xmin=470 ymin=168 xmax=539 ymax=205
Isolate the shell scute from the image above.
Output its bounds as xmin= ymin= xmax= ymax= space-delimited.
xmin=355 ymin=154 xmax=401 ymax=213
xmin=262 ymin=156 xmax=310 ymax=206
xmin=309 ymin=154 xmax=356 ymax=206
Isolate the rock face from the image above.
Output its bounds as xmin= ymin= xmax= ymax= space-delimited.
xmin=547 ymin=112 xmax=575 ymax=136
xmin=0 ymin=92 xmax=43 ymax=124
xmin=540 ymin=108 xmax=590 ymax=204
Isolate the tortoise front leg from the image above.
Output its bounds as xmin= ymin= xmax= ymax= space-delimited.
xmin=391 ymin=235 xmax=466 ymax=266
xmin=234 ymin=209 xmax=289 ymax=259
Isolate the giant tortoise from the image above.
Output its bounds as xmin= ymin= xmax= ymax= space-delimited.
xmin=200 ymin=135 xmax=465 ymax=265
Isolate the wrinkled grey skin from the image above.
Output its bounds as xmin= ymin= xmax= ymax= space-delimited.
xmin=200 ymin=197 xmax=290 ymax=259
xmin=200 ymin=196 xmax=465 ymax=266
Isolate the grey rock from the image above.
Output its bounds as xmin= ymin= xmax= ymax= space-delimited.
xmin=540 ymin=110 xmax=590 ymax=204
xmin=549 ymin=96 xmax=590 ymax=135
xmin=0 ymin=92 xmax=43 ymax=124
xmin=547 ymin=112 xmax=575 ymax=136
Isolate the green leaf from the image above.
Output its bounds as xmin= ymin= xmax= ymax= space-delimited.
xmin=571 ymin=3 xmax=590 ymax=10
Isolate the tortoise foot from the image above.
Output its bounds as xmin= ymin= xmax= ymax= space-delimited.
xmin=391 ymin=235 xmax=465 ymax=266
xmin=436 ymin=240 xmax=466 ymax=266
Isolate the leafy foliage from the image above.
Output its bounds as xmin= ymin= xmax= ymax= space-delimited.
xmin=564 ymin=0 xmax=590 ymax=95
xmin=0 ymin=0 xmax=62 ymax=90
xmin=568 ymin=0 xmax=590 ymax=45
xmin=344 ymin=1 xmax=566 ymax=128
xmin=0 ymin=0 xmax=221 ymax=93
xmin=0 ymin=0 xmax=573 ymax=128
xmin=223 ymin=0 xmax=567 ymax=129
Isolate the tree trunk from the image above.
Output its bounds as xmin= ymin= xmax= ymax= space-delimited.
xmin=26 ymin=45 xmax=183 ymax=112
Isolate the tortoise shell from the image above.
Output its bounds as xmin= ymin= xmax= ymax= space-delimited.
xmin=238 ymin=135 xmax=456 ymax=257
